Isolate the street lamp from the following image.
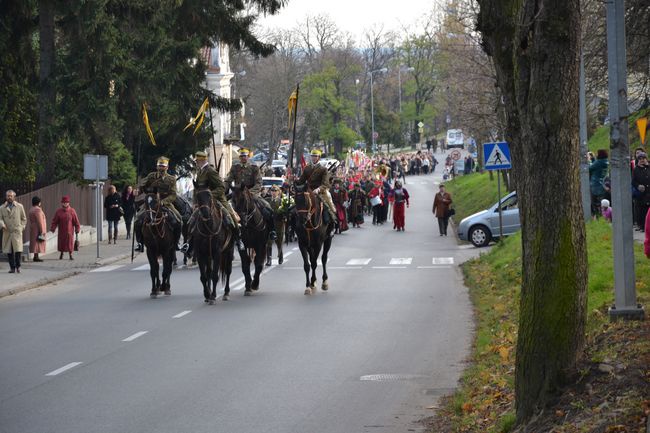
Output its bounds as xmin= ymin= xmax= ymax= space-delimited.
xmin=397 ymin=65 xmax=414 ymax=113
xmin=369 ymin=67 xmax=388 ymax=154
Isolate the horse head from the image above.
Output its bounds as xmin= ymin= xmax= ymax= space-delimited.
xmin=145 ymin=193 xmax=160 ymax=211
xmin=195 ymin=189 xmax=213 ymax=219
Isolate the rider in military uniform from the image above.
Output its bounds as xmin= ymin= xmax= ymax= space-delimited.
xmin=296 ymin=149 xmax=337 ymax=225
xmin=182 ymin=151 xmax=244 ymax=254
xmin=134 ymin=156 xmax=182 ymax=252
xmin=264 ymin=185 xmax=291 ymax=266
xmin=225 ymin=148 xmax=277 ymax=240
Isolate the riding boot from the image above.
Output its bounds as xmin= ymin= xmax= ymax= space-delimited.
xmin=107 ymin=232 xmax=112 ymax=244
xmin=265 ymin=246 xmax=272 ymax=266
xmin=113 ymin=227 xmax=118 ymax=244
xmin=263 ymin=210 xmax=277 ymax=241
xmin=134 ymin=218 xmax=144 ymax=252
xmin=173 ymin=223 xmax=182 ymax=251
xmin=235 ymin=226 xmax=245 ymax=251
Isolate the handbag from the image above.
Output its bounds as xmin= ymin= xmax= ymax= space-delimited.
xmin=370 ymin=196 xmax=382 ymax=207
xmin=73 ymin=233 xmax=79 ymax=251
xmin=445 ymin=207 xmax=456 ymax=218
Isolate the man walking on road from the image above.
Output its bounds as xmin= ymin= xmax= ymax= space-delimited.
xmin=0 ymin=190 xmax=27 ymax=273
xmin=433 ymin=184 xmax=453 ymax=236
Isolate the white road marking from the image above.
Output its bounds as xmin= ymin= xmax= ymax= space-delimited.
xmin=389 ymin=257 xmax=412 ymax=265
xmin=172 ymin=310 xmax=192 ymax=319
xmin=45 ymin=362 xmax=83 ymax=376
xmin=346 ymin=258 xmax=372 ymax=265
xmin=132 ymin=264 xmax=150 ymax=271
xmin=417 ymin=265 xmax=453 ymax=269
xmin=230 ymin=265 xmax=278 ymax=292
xmin=373 ymin=266 xmax=407 ymax=269
xmin=432 ymin=257 xmax=454 ymax=265
xmin=122 ymin=331 xmax=148 ymax=342
xmin=90 ymin=265 xmax=124 ymax=272
xmin=328 ymin=266 xmax=363 ymax=270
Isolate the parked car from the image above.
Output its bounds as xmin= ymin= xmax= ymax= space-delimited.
xmin=262 ymin=176 xmax=285 ymax=190
xmin=457 ymin=191 xmax=520 ymax=247
xmin=250 ymin=152 xmax=268 ymax=166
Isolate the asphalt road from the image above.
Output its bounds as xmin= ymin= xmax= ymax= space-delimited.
xmin=0 ymin=167 xmax=475 ymax=433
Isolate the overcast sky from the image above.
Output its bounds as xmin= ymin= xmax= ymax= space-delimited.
xmin=257 ymin=0 xmax=441 ymax=42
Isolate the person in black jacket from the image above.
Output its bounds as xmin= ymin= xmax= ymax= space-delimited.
xmin=104 ymin=185 xmax=122 ymax=244
xmin=632 ymin=152 xmax=650 ymax=231
xmin=121 ymin=185 xmax=136 ymax=239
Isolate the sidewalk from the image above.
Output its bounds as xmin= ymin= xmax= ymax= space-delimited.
xmin=0 ymin=228 xmax=139 ymax=299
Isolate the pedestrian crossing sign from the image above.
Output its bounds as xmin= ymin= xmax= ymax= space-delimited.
xmin=483 ymin=142 xmax=512 ymax=170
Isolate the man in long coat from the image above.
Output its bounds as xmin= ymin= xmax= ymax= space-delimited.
xmin=50 ymin=195 xmax=81 ymax=260
xmin=0 ymin=190 xmax=27 ymax=273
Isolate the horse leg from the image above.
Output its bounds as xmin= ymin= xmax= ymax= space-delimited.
xmin=299 ymin=244 xmax=312 ymax=295
xmin=321 ymin=235 xmax=333 ymax=291
xmin=199 ymin=258 xmax=210 ymax=303
xmin=147 ymin=249 xmax=159 ymax=298
xmin=209 ymin=251 xmax=219 ymax=305
xmin=309 ymin=247 xmax=319 ymax=291
xmin=251 ymin=245 xmax=264 ymax=291
xmin=224 ymin=247 xmax=234 ymax=301
xmin=162 ymin=251 xmax=173 ymax=296
xmin=239 ymin=249 xmax=253 ymax=296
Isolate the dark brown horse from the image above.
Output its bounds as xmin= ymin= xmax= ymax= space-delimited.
xmin=293 ymin=184 xmax=335 ymax=295
xmin=142 ymin=193 xmax=176 ymax=298
xmin=230 ymin=186 xmax=268 ymax=296
xmin=191 ymin=190 xmax=234 ymax=304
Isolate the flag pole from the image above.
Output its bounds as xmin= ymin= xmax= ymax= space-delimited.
xmin=288 ymin=83 xmax=300 ymax=177
xmin=206 ymin=94 xmax=218 ymax=168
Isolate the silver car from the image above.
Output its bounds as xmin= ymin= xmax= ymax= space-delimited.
xmin=457 ymin=191 xmax=520 ymax=247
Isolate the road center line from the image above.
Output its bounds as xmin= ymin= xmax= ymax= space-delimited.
xmin=45 ymin=362 xmax=83 ymax=376
xmin=172 ymin=310 xmax=192 ymax=319
xmin=122 ymin=331 xmax=148 ymax=342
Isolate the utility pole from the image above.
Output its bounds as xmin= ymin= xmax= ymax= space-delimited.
xmin=579 ymin=51 xmax=591 ymax=220
xmin=605 ymin=0 xmax=644 ymax=320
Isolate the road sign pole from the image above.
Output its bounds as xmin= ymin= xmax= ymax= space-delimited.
xmin=497 ymin=169 xmax=503 ymax=242
xmin=96 ymin=155 xmax=100 ymax=259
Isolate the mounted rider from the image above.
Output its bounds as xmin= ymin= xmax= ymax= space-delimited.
xmin=134 ymin=156 xmax=183 ymax=252
xmin=296 ymin=149 xmax=337 ymax=225
xmin=225 ymin=148 xmax=277 ymax=240
xmin=182 ymin=151 xmax=244 ymax=254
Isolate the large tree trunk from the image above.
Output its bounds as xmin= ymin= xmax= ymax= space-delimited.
xmin=38 ymin=0 xmax=56 ymax=183
xmin=477 ymin=0 xmax=588 ymax=424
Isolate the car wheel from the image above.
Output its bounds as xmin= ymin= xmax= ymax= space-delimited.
xmin=469 ymin=225 xmax=492 ymax=247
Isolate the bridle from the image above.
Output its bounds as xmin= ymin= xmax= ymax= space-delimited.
xmin=296 ymin=190 xmax=323 ymax=236
xmin=144 ymin=194 xmax=168 ymax=238
xmin=236 ymin=188 xmax=265 ymax=231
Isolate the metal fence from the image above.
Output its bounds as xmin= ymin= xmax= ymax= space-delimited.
xmin=3 ymin=180 xmax=112 ymax=244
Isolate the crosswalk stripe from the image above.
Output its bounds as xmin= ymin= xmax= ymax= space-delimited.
xmin=389 ymin=258 xmax=412 ymax=265
xmin=432 ymin=257 xmax=454 ymax=265
xmin=346 ymin=258 xmax=372 ymax=265
xmin=90 ymin=265 xmax=124 ymax=272
xmin=132 ymin=264 xmax=150 ymax=271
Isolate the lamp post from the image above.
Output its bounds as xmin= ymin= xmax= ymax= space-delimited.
xmin=397 ymin=66 xmax=414 ymax=113
xmin=369 ymin=67 xmax=388 ymax=154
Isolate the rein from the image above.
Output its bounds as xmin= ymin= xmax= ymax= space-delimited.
xmin=296 ymin=191 xmax=323 ymax=242
xmin=144 ymin=198 xmax=168 ymax=239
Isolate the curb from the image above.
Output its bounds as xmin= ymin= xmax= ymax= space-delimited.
xmin=0 ymin=251 xmax=137 ymax=300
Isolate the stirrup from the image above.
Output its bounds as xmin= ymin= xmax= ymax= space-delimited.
xmin=269 ymin=231 xmax=277 ymax=241
xmin=180 ymin=243 xmax=189 ymax=254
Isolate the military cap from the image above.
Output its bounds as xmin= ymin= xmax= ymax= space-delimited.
xmin=238 ymin=148 xmax=250 ymax=156
xmin=310 ymin=149 xmax=322 ymax=156
xmin=157 ymin=156 xmax=170 ymax=166
xmin=194 ymin=150 xmax=208 ymax=159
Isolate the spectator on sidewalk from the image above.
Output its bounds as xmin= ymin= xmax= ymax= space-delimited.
xmin=433 ymin=184 xmax=453 ymax=236
xmin=589 ymin=149 xmax=609 ymax=219
xmin=645 ymin=208 xmax=650 ymax=258
xmin=601 ymin=199 xmax=612 ymax=223
xmin=50 ymin=195 xmax=80 ymax=260
xmin=121 ymin=185 xmax=136 ymax=239
xmin=0 ymin=190 xmax=27 ymax=273
xmin=632 ymin=152 xmax=650 ymax=232
xmin=104 ymin=185 xmax=122 ymax=244
xmin=29 ymin=196 xmax=47 ymax=262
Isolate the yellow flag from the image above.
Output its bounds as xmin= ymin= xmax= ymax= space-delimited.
xmin=142 ymin=103 xmax=156 ymax=146
xmin=637 ymin=117 xmax=648 ymax=145
xmin=288 ymin=89 xmax=297 ymax=129
xmin=184 ymin=97 xmax=210 ymax=135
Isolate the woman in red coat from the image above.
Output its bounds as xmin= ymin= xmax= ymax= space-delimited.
xmin=29 ymin=196 xmax=47 ymax=261
xmin=331 ymin=179 xmax=349 ymax=233
xmin=50 ymin=195 xmax=80 ymax=260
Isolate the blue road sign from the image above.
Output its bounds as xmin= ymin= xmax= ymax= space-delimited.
xmin=483 ymin=142 xmax=512 ymax=170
